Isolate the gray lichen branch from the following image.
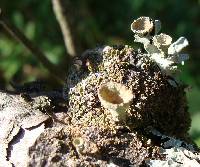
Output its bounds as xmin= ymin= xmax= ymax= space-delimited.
xmin=131 ymin=16 xmax=189 ymax=75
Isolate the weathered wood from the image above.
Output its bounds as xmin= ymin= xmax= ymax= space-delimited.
xmin=0 ymin=91 xmax=50 ymax=167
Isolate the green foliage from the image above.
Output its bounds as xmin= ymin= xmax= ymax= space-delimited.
xmin=0 ymin=0 xmax=200 ymax=145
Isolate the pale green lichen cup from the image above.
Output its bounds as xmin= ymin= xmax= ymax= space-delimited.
xmin=98 ymin=82 xmax=134 ymax=121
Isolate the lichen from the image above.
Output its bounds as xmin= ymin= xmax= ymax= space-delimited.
xmin=62 ymin=17 xmax=193 ymax=166
xmin=131 ymin=16 xmax=189 ymax=75
xmin=98 ymin=81 xmax=133 ymax=121
xmin=131 ymin=16 xmax=154 ymax=35
xmin=72 ymin=137 xmax=85 ymax=154
xmin=64 ymin=44 xmax=190 ymax=138
xmin=146 ymin=147 xmax=200 ymax=167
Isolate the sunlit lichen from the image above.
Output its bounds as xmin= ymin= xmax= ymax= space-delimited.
xmin=131 ymin=16 xmax=154 ymax=36
xmin=131 ymin=17 xmax=189 ymax=75
xmin=64 ymin=44 xmax=190 ymax=138
xmin=153 ymin=33 xmax=172 ymax=53
xmin=98 ymin=82 xmax=133 ymax=121
xmin=72 ymin=137 xmax=85 ymax=154
xmin=62 ymin=16 xmax=192 ymax=166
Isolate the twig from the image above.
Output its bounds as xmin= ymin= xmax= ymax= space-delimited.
xmin=52 ymin=0 xmax=79 ymax=57
xmin=0 ymin=9 xmax=65 ymax=81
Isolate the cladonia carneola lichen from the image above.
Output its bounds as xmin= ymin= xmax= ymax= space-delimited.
xmin=153 ymin=33 xmax=172 ymax=53
xmin=98 ymin=82 xmax=133 ymax=121
xmin=59 ymin=16 xmax=195 ymax=166
xmin=72 ymin=137 xmax=85 ymax=154
xmin=131 ymin=16 xmax=189 ymax=75
xmin=131 ymin=16 xmax=154 ymax=36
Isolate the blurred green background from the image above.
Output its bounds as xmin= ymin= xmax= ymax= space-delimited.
xmin=0 ymin=0 xmax=200 ymax=146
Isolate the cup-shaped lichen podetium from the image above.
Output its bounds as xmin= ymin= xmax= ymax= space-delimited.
xmin=98 ymin=82 xmax=134 ymax=121
xmin=72 ymin=137 xmax=85 ymax=154
xmin=131 ymin=16 xmax=154 ymax=36
xmin=153 ymin=33 xmax=172 ymax=53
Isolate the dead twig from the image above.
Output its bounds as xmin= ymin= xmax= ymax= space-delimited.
xmin=52 ymin=0 xmax=79 ymax=58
